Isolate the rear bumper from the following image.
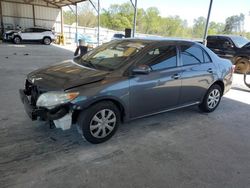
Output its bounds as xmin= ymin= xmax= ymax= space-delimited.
xmin=19 ymin=89 xmax=68 ymax=121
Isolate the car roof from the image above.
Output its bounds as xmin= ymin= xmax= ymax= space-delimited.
xmin=207 ymin=35 xmax=241 ymax=39
xmin=115 ymin=37 xmax=197 ymax=45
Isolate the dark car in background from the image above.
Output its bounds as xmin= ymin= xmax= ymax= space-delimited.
xmin=20 ymin=39 xmax=233 ymax=144
xmin=112 ymin=33 xmax=125 ymax=40
xmin=207 ymin=35 xmax=250 ymax=73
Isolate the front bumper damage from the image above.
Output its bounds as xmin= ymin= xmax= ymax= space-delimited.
xmin=19 ymin=89 xmax=73 ymax=130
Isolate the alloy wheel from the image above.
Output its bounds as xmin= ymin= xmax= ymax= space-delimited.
xmin=90 ymin=109 xmax=116 ymax=138
xmin=207 ymin=89 xmax=220 ymax=109
xmin=14 ymin=37 xmax=20 ymax=44
xmin=44 ymin=38 xmax=51 ymax=45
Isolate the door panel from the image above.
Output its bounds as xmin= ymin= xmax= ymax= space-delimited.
xmin=180 ymin=63 xmax=216 ymax=104
xmin=129 ymin=67 xmax=182 ymax=118
xmin=21 ymin=28 xmax=41 ymax=40
xmin=179 ymin=44 xmax=216 ymax=104
xmin=128 ymin=44 xmax=182 ymax=118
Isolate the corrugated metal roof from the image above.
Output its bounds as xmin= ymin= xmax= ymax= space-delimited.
xmin=0 ymin=0 xmax=89 ymax=8
xmin=36 ymin=0 xmax=88 ymax=8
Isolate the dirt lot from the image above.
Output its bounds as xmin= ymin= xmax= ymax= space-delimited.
xmin=0 ymin=43 xmax=250 ymax=188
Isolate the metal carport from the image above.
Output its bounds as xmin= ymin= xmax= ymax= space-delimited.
xmin=0 ymin=0 xmax=213 ymax=46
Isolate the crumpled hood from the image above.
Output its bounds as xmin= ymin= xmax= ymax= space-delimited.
xmin=27 ymin=60 xmax=109 ymax=90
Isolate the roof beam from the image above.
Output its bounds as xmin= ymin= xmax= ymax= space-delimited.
xmin=42 ymin=0 xmax=60 ymax=8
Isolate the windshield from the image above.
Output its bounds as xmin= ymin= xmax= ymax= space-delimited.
xmin=230 ymin=36 xmax=249 ymax=48
xmin=74 ymin=40 xmax=147 ymax=71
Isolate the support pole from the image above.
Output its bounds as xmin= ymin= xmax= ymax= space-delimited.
xmin=61 ymin=7 xmax=64 ymax=35
xmin=89 ymin=0 xmax=100 ymax=46
xmin=60 ymin=7 xmax=64 ymax=45
xmin=97 ymin=0 xmax=100 ymax=46
xmin=75 ymin=3 xmax=78 ymax=45
xmin=203 ymin=0 xmax=213 ymax=46
xmin=0 ymin=1 xmax=4 ymax=35
xmin=32 ymin=5 xmax=36 ymax=26
xmin=132 ymin=0 xmax=137 ymax=37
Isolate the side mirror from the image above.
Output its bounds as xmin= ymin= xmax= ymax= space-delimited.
xmin=224 ymin=41 xmax=234 ymax=48
xmin=132 ymin=65 xmax=151 ymax=75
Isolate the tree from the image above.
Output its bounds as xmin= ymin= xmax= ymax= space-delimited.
xmin=143 ymin=7 xmax=161 ymax=34
xmin=208 ymin=22 xmax=225 ymax=35
xmin=192 ymin=17 xmax=206 ymax=38
xmin=100 ymin=2 xmax=134 ymax=30
xmin=224 ymin=13 xmax=245 ymax=34
xmin=63 ymin=3 xmax=97 ymax=27
xmin=63 ymin=10 xmax=75 ymax=25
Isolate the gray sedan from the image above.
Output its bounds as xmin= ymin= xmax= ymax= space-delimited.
xmin=20 ymin=39 xmax=233 ymax=144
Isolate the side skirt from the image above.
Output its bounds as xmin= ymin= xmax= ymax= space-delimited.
xmin=128 ymin=101 xmax=200 ymax=121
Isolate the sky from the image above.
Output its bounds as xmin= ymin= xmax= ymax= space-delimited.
xmin=100 ymin=0 xmax=250 ymax=31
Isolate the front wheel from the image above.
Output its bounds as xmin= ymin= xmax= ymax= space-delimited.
xmin=199 ymin=84 xmax=222 ymax=113
xmin=77 ymin=101 xmax=120 ymax=144
xmin=13 ymin=36 xmax=21 ymax=44
xmin=43 ymin=37 xmax=51 ymax=45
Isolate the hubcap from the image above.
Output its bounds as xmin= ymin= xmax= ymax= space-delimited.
xmin=90 ymin=109 xmax=116 ymax=138
xmin=44 ymin=38 xmax=50 ymax=44
xmin=207 ymin=89 xmax=220 ymax=109
xmin=14 ymin=37 xmax=20 ymax=43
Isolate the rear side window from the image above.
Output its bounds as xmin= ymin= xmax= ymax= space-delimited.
xmin=181 ymin=45 xmax=211 ymax=65
xmin=203 ymin=51 xmax=211 ymax=63
xmin=142 ymin=46 xmax=177 ymax=71
xmin=24 ymin=28 xmax=34 ymax=32
xmin=207 ymin=37 xmax=218 ymax=48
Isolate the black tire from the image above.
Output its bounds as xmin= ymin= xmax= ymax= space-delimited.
xmin=77 ymin=101 xmax=120 ymax=144
xmin=13 ymin=36 xmax=21 ymax=44
xmin=199 ymin=84 xmax=222 ymax=113
xmin=235 ymin=58 xmax=250 ymax=74
xmin=43 ymin=37 xmax=51 ymax=45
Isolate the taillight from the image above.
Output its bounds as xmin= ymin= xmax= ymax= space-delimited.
xmin=231 ymin=65 xmax=235 ymax=73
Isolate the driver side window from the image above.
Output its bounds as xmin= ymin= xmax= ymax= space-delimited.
xmin=142 ymin=45 xmax=177 ymax=71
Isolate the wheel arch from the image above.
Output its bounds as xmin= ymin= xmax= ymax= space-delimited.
xmin=43 ymin=36 xmax=51 ymax=40
xmin=234 ymin=56 xmax=249 ymax=63
xmin=13 ymin=35 xmax=22 ymax=41
xmin=72 ymin=97 xmax=127 ymax=124
xmin=212 ymin=80 xmax=225 ymax=94
xmin=201 ymin=80 xmax=225 ymax=103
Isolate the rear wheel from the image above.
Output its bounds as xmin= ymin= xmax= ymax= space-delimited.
xmin=235 ymin=58 xmax=250 ymax=74
xmin=43 ymin=37 xmax=51 ymax=45
xmin=199 ymin=84 xmax=222 ymax=113
xmin=77 ymin=101 xmax=120 ymax=144
xmin=13 ymin=36 xmax=21 ymax=44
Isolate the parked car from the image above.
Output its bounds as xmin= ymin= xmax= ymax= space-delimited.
xmin=207 ymin=35 xmax=250 ymax=73
xmin=19 ymin=39 xmax=233 ymax=144
xmin=112 ymin=33 xmax=125 ymax=40
xmin=11 ymin=27 xmax=55 ymax=45
xmin=3 ymin=29 xmax=20 ymax=41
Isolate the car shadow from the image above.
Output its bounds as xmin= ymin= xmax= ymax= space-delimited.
xmin=231 ymin=86 xmax=250 ymax=93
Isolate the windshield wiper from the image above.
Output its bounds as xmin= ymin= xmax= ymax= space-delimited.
xmin=82 ymin=60 xmax=97 ymax=69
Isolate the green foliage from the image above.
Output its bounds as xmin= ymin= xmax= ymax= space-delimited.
xmin=63 ymin=2 xmax=249 ymax=39
xmin=63 ymin=11 xmax=75 ymax=25
xmin=63 ymin=3 xmax=97 ymax=27
xmin=224 ymin=13 xmax=245 ymax=34
xmin=100 ymin=2 xmax=134 ymax=30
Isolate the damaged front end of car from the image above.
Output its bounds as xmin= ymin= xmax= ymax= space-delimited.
xmin=19 ymin=79 xmax=80 ymax=130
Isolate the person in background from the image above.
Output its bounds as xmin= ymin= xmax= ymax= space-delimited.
xmin=74 ymin=39 xmax=88 ymax=57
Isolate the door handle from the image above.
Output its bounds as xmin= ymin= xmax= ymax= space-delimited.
xmin=171 ymin=74 xmax=180 ymax=79
xmin=207 ymin=68 xmax=213 ymax=73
